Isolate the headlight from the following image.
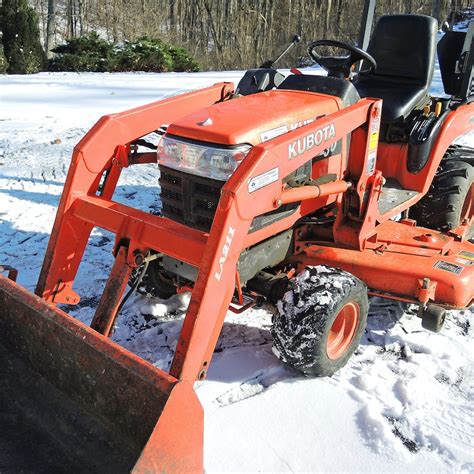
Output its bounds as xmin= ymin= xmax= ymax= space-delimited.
xmin=157 ymin=135 xmax=252 ymax=181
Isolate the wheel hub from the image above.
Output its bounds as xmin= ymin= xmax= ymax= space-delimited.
xmin=327 ymin=302 xmax=360 ymax=360
xmin=461 ymin=184 xmax=473 ymax=225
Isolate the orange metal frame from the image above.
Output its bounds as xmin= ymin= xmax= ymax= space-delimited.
xmin=35 ymin=83 xmax=382 ymax=382
xmin=35 ymin=81 xmax=474 ymax=386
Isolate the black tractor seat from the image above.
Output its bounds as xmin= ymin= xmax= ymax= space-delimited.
xmin=353 ymin=14 xmax=438 ymax=124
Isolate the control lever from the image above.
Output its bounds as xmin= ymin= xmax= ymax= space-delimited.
xmin=260 ymin=34 xmax=301 ymax=69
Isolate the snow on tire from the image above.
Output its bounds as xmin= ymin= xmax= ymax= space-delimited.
xmin=271 ymin=265 xmax=368 ymax=377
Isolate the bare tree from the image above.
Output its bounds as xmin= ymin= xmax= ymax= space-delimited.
xmin=45 ymin=0 xmax=56 ymax=57
xmin=28 ymin=0 xmax=474 ymax=70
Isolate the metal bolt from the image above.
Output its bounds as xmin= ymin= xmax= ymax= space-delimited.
xmin=134 ymin=252 xmax=145 ymax=266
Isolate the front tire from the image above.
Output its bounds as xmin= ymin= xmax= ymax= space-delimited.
xmin=128 ymin=257 xmax=177 ymax=299
xmin=271 ymin=265 xmax=368 ymax=377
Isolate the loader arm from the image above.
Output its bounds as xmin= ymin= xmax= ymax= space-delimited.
xmin=36 ymin=82 xmax=234 ymax=304
xmin=36 ymin=89 xmax=381 ymax=382
xmin=22 ymin=89 xmax=382 ymax=471
xmin=171 ymin=99 xmax=382 ymax=380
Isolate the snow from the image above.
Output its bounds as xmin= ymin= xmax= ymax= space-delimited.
xmin=1 ymin=62 xmax=473 ymax=472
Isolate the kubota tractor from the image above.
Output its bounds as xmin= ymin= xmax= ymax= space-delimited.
xmin=0 ymin=13 xmax=473 ymax=473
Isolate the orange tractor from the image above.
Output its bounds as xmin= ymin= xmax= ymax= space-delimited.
xmin=1 ymin=13 xmax=473 ymax=473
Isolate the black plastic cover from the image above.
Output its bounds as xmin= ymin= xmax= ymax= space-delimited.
xmin=407 ymin=111 xmax=448 ymax=173
xmin=236 ymin=68 xmax=285 ymax=96
xmin=277 ymin=74 xmax=360 ymax=107
xmin=437 ymin=31 xmax=467 ymax=96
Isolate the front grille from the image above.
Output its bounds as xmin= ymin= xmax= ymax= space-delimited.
xmin=159 ymin=165 xmax=223 ymax=232
xmin=159 ymin=164 xmax=301 ymax=233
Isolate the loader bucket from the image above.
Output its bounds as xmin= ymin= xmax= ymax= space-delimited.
xmin=0 ymin=274 xmax=203 ymax=473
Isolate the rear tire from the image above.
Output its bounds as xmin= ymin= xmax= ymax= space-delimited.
xmin=410 ymin=146 xmax=473 ymax=239
xmin=271 ymin=265 xmax=368 ymax=377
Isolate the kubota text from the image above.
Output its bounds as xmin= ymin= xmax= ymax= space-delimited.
xmin=288 ymin=123 xmax=336 ymax=159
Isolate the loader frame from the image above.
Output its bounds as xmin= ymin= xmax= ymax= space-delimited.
xmin=35 ymin=83 xmax=381 ymax=383
xmin=35 ymin=81 xmax=473 ymax=388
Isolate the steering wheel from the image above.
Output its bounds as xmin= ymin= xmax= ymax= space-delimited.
xmin=308 ymin=39 xmax=377 ymax=79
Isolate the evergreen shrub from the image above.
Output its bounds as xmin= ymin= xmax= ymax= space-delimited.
xmin=49 ymin=35 xmax=199 ymax=73
xmin=1 ymin=0 xmax=44 ymax=74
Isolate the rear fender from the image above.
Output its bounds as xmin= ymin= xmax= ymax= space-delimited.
xmin=414 ymin=103 xmax=473 ymax=195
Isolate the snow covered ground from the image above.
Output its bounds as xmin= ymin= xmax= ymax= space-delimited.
xmin=0 ymin=64 xmax=473 ymax=472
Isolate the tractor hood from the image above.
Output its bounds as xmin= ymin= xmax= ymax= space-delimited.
xmin=166 ymin=89 xmax=341 ymax=146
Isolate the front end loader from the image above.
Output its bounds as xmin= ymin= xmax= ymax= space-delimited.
xmin=0 ymin=273 xmax=201 ymax=472
xmin=1 ymin=13 xmax=473 ymax=472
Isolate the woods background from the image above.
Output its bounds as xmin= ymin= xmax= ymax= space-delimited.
xmin=26 ymin=0 xmax=474 ymax=70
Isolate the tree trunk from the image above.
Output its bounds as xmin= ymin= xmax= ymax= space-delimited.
xmin=45 ymin=0 xmax=56 ymax=58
